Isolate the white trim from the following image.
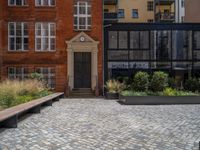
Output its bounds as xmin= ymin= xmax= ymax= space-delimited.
xmin=35 ymin=22 xmax=56 ymax=52
xmin=8 ymin=0 xmax=28 ymax=6
xmin=35 ymin=0 xmax=55 ymax=6
xmin=74 ymin=1 xmax=91 ymax=31
xmin=8 ymin=22 xmax=29 ymax=51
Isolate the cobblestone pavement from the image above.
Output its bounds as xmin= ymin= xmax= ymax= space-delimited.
xmin=0 ymin=99 xmax=200 ymax=150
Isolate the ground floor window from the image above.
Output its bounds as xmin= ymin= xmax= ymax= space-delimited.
xmin=35 ymin=67 xmax=56 ymax=89
xmin=8 ymin=67 xmax=29 ymax=80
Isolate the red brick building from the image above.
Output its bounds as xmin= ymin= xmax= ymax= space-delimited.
xmin=0 ymin=0 xmax=103 ymax=96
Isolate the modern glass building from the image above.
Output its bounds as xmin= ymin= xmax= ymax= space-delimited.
xmin=104 ymin=23 xmax=200 ymax=85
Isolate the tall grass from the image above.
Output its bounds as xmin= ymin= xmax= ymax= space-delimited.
xmin=0 ymin=79 xmax=51 ymax=109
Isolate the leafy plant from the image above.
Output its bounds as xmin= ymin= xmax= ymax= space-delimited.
xmin=163 ymin=87 xmax=177 ymax=96
xmin=150 ymin=71 xmax=168 ymax=92
xmin=132 ymin=71 xmax=149 ymax=91
xmin=105 ymin=79 xmax=126 ymax=93
xmin=184 ymin=78 xmax=200 ymax=92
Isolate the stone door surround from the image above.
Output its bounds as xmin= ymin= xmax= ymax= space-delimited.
xmin=66 ymin=32 xmax=99 ymax=90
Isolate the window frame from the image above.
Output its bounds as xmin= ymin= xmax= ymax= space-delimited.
xmin=35 ymin=0 xmax=55 ymax=7
xmin=132 ymin=9 xmax=139 ymax=18
xmin=8 ymin=22 xmax=29 ymax=51
xmin=8 ymin=67 xmax=28 ymax=80
xmin=147 ymin=1 xmax=154 ymax=11
xmin=74 ymin=1 xmax=92 ymax=31
xmin=118 ymin=9 xmax=125 ymax=18
xmin=8 ymin=0 xmax=28 ymax=6
xmin=35 ymin=22 xmax=56 ymax=52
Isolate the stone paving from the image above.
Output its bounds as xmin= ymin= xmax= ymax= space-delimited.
xmin=0 ymin=99 xmax=200 ymax=150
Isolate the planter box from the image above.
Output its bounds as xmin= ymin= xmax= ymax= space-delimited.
xmin=105 ymin=92 xmax=119 ymax=100
xmin=119 ymin=95 xmax=200 ymax=105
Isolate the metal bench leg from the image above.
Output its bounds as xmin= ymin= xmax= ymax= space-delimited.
xmin=1 ymin=115 xmax=18 ymax=128
xmin=54 ymin=97 xmax=59 ymax=101
xmin=43 ymin=100 xmax=53 ymax=106
xmin=60 ymin=94 xmax=65 ymax=98
xmin=29 ymin=105 xmax=41 ymax=113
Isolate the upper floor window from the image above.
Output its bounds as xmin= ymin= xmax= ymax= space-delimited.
xmin=35 ymin=23 xmax=56 ymax=51
xmin=74 ymin=1 xmax=91 ymax=30
xmin=147 ymin=1 xmax=154 ymax=11
xmin=35 ymin=0 xmax=55 ymax=6
xmin=118 ymin=9 xmax=125 ymax=18
xmin=8 ymin=0 xmax=28 ymax=6
xmin=8 ymin=22 xmax=29 ymax=51
xmin=132 ymin=9 xmax=139 ymax=18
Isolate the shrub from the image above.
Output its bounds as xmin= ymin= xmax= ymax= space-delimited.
xmin=184 ymin=78 xmax=200 ymax=92
xmin=0 ymin=79 xmax=50 ymax=109
xmin=121 ymin=90 xmax=148 ymax=96
xmin=163 ymin=87 xmax=177 ymax=96
xmin=150 ymin=71 xmax=168 ymax=92
xmin=132 ymin=71 xmax=149 ymax=91
xmin=105 ymin=79 xmax=126 ymax=93
xmin=29 ymin=73 xmax=43 ymax=81
xmin=168 ymin=77 xmax=176 ymax=88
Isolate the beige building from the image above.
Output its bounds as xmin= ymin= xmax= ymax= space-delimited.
xmin=185 ymin=0 xmax=200 ymax=23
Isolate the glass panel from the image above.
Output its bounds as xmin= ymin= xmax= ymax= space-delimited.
xmin=118 ymin=31 xmax=127 ymax=49
xmin=129 ymin=50 xmax=149 ymax=60
xmin=108 ymin=51 xmax=128 ymax=60
xmin=108 ymin=62 xmax=129 ymax=69
xmin=194 ymin=31 xmax=200 ymax=50
xmin=140 ymin=31 xmax=149 ymax=49
xmin=108 ymin=31 xmax=117 ymax=49
xmin=156 ymin=31 xmax=171 ymax=60
xmin=151 ymin=62 xmax=171 ymax=69
xmin=130 ymin=31 xmax=139 ymax=49
xmin=172 ymin=31 xmax=191 ymax=60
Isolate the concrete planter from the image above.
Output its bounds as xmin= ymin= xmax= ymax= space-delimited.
xmin=105 ymin=92 xmax=119 ymax=100
xmin=119 ymin=95 xmax=200 ymax=105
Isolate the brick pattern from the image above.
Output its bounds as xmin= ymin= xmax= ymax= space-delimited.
xmin=0 ymin=0 xmax=103 ymax=93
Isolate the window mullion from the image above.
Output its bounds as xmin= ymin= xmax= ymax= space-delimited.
xmin=48 ymin=24 xmax=51 ymax=51
xmin=22 ymin=23 xmax=24 ymax=51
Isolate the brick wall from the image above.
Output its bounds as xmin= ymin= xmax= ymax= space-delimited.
xmin=0 ymin=0 xmax=103 ymax=93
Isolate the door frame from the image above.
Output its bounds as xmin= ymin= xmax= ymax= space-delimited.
xmin=66 ymin=32 xmax=99 ymax=91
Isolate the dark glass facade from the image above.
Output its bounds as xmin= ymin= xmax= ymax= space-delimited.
xmin=104 ymin=23 xmax=200 ymax=82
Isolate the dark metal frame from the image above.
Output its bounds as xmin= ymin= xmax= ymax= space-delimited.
xmin=104 ymin=23 xmax=200 ymax=81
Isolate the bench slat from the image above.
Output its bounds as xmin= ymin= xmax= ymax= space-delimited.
xmin=0 ymin=92 xmax=64 ymax=122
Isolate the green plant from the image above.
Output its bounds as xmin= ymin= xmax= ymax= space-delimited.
xmin=29 ymin=73 xmax=43 ymax=81
xmin=0 ymin=79 xmax=51 ymax=109
xmin=132 ymin=71 xmax=149 ymax=91
xmin=168 ymin=77 xmax=176 ymax=88
xmin=150 ymin=71 xmax=169 ymax=92
xmin=184 ymin=78 xmax=200 ymax=92
xmin=105 ymin=79 xmax=126 ymax=93
xmin=163 ymin=87 xmax=177 ymax=96
xmin=121 ymin=90 xmax=148 ymax=96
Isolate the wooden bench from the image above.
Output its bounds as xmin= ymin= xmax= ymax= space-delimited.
xmin=0 ymin=92 xmax=64 ymax=128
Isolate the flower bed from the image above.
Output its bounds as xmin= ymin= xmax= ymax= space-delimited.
xmin=0 ymin=80 xmax=52 ymax=110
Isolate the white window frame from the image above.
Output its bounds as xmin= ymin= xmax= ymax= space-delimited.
xmin=36 ymin=67 xmax=55 ymax=89
xmin=8 ymin=0 xmax=28 ymax=6
xmin=8 ymin=67 xmax=27 ymax=80
xmin=8 ymin=22 xmax=29 ymax=51
xmin=35 ymin=0 xmax=55 ymax=6
xmin=35 ymin=22 xmax=56 ymax=52
xmin=74 ymin=1 xmax=91 ymax=31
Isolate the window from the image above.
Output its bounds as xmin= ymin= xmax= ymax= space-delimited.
xmin=118 ymin=31 xmax=128 ymax=49
xmin=181 ymin=0 xmax=184 ymax=7
xmin=35 ymin=67 xmax=56 ymax=89
xmin=109 ymin=31 xmax=118 ymax=49
xmin=74 ymin=1 xmax=91 ymax=30
xmin=130 ymin=31 xmax=149 ymax=50
xmin=8 ymin=67 xmax=29 ymax=80
xmin=35 ymin=23 xmax=56 ymax=51
xmin=35 ymin=0 xmax=55 ymax=6
xmin=132 ymin=9 xmax=138 ymax=18
xmin=147 ymin=19 xmax=154 ymax=23
xmin=147 ymin=1 xmax=154 ymax=11
xmin=118 ymin=9 xmax=124 ymax=18
xmin=8 ymin=0 xmax=28 ymax=6
xmin=8 ymin=22 xmax=28 ymax=51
